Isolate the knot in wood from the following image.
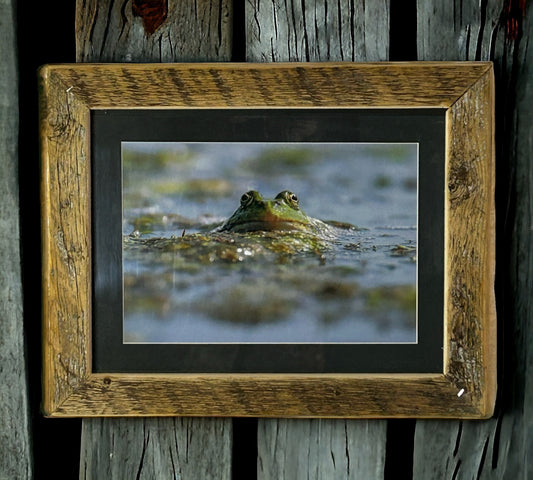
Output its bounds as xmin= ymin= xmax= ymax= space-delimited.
xmin=448 ymin=160 xmax=479 ymax=204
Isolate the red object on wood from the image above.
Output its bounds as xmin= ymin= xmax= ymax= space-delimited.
xmin=504 ymin=0 xmax=526 ymax=40
xmin=132 ymin=0 xmax=167 ymax=35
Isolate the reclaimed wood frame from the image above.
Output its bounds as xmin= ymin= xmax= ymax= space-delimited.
xmin=40 ymin=62 xmax=496 ymax=418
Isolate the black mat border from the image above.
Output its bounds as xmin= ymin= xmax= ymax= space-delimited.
xmin=91 ymin=108 xmax=445 ymax=374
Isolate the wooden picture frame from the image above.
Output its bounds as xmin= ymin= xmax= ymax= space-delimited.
xmin=40 ymin=62 xmax=496 ymax=418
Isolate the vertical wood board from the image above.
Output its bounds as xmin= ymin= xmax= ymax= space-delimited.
xmin=76 ymin=0 xmax=233 ymax=478
xmin=0 ymin=0 xmax=32 ymax=477
xmin=246 ymin=0 xmax=389 ymax=62
xmin=76 ymin=0 xmax=232 ymax=62
xmin=258 ymin=419 xmax=386 ymax=480
xmin=246 ymin=1 xmax=389 ymax=478
xmin=414 ymin=1 xmax=532 ymax=478
xmin=80 ymin=418 xmax=232 ymax=480
xmin=417 ymin=0 xmax=504 ymax=61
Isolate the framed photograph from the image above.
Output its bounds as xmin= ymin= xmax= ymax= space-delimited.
xmin=40 ymin=62 xmax=496 ymax=418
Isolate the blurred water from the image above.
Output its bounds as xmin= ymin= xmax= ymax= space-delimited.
xmin=122 ymin=142 xmax=418 ymax=344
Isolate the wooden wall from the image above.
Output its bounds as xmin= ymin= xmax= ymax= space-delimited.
xmin=0 ymin=0 xmax=31 ymax=475
xmin=2 ymin=0 xmax=531 ymax=478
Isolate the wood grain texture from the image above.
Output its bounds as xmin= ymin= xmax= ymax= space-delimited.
xmin=38 ymin=62 xmax=491 ymax=108
xmin=246 ymin=3 xmax=388 ymax=477
xmin=39 ymin=63 xmax=495 ymax=420
xmin=418 ymin=0 xmax=505 ymax=62
xmin=40 ymin=67 xmax=92 ymax=416
xmin=75 ymin=5 xmax=234 ymax=479
xmin=0 ymin=0 xmax=32 ymax=477
xmin=246 ymin=0 xmax=389 ymax=62
xmin=445 ymin=69 xmax=496 ymax=411
xmin=50 ymin=373 xmax=480 ymax=418
xmin=80 ymin=417 xmax=232 ymax=479
xmin=257 ymin=419 xmax=386 ymax=479
xmin=414 ymin=1 xmax=531 ymax=478
xmin=76 ymin=0 xmax=232 ymax=62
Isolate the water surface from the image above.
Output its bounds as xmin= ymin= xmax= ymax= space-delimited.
xmin=122 ymin=142 xmax=418 ymax=344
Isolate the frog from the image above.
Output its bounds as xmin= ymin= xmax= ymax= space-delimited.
xmin=124 ymin=190 xmax=357 ymax=265
xmin=217 ymin=190 xmax=332 ymax=236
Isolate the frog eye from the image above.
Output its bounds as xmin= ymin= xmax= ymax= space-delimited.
xmin=288 ymin=192 xmax=298 ymax=205
xmin=284 ymin=191 xmax=299 ymax=208
xmin=276 ymin=191 xmax=299 ymax=209
xmin=240 ymin=191 xmax=254 ymax=206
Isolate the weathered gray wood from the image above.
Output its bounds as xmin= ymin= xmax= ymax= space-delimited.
xmin=76 ymin=0 xmax=232 ymax=62
xmin=0 ymin=0 xmax=33 ymax=478
xmin=247 ymin=2 xmax=389 ymax=478
xmin=258 ymin=419 xmax=386 ymax=479
xmin=246 ymin=0 xmax=389 ymax=62
xmin=76 ymin=1 xmax=233 ymax=478
xmin=417 ymin=0 xmax=504 ymax=61
xmin=414 ymin=1 xmax=532 ymax=478
xmin=80 ymin=418 xmax=232 ymax=480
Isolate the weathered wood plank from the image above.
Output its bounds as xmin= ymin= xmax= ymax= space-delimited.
xmin=247 ymin=1 xmax=389 ymax=477
xmin=258 ymin=419 xmax=386 ymax=479
xmin=76 ymin=1 xmax=233 ymax=478
xmin=417 ymin=0 xmax=504 ymax=62
xmin=445 ymin=69 xmax=496 ymax=414
xmin=80 ymin=418 xmax=232 ymax=480
xmin=414 ymin=1 xmax=532 ymax=478
xmin=246 ymin=0 xmax=389 ymax=62
xmin=76 ymin=0 xmax=232 ymax=62
xmin=0 ymin=0 xmax=32 ymax=477
xmin=39 ymin=62 xmax=492 ymax=109
xmin=40 ymin=66 xmax=92 ymax=417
